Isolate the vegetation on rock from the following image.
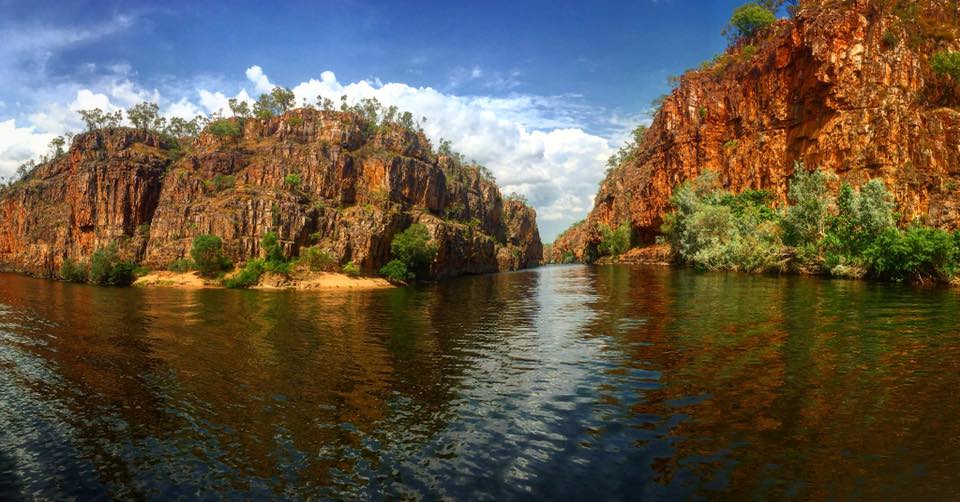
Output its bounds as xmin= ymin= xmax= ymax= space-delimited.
xmin=190 ymin=235 xmax=231 ymax=276
xmin=723 ymin=3 xmax=776 ymax=41
xmin=381 ymin=223 xmax=437 ymax=281
xmin=662 ymin=167 xmax=960 ymax=283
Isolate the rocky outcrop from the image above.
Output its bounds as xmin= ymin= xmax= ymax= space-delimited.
xmin=551 ymin=0 xmax=960 ymax=262
xmin=0 ymin=109 xmax=543 ymax=279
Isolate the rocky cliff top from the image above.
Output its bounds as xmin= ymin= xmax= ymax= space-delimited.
xmin=551 ymin=0 xmax=960 ymax=262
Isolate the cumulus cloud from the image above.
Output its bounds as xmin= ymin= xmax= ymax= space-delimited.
xmin=0 ymin=120 xmax=56 ymax=178
xmin=0 ymin=65 xmax=621 ymax=241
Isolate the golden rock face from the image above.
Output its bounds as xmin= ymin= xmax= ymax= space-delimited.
xmin=550 ymin=0 xmax=960 ymax=263
xmin=0 ymin=110 xmax=542 ymax=279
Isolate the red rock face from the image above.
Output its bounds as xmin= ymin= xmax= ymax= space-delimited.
xmin=551 ymin=0 xmax=960 ymax=262
xmin=0 ymin=109 xmax=542 ymax=279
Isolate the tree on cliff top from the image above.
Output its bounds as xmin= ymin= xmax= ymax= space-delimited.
xmin=253 ymin=86 xmax=296 ymax=118
xmin=723 ymin=3 xmax=777 ymax=42
xmin=127 ymin=102 xmax=166 ymax=131
xmin=78 ymin=108 xmax=123 ymax=131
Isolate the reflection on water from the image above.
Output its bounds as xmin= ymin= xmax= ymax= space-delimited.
xmin=1 ymin=266 xmax=958 ymax=499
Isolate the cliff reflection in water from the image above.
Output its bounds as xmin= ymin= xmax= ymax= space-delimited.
xmin=1 ymin=266 xmax=959 ymax=499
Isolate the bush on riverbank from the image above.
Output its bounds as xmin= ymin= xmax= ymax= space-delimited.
xmin=380 ymin=223 xmax=437 ymax=281
xmin=190 ymin=234 xmax=231 ymax=276
xmin=662 ymin=166 xmax=960 ymax=283
xmin=88 ymin=242 xmax=137 ymax=286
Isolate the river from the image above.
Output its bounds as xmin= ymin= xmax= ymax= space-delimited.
xmin=1 ymin=265 xmax=958 ymax=499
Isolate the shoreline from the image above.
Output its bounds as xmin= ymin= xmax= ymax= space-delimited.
xmin=134 ymin=270 xmax=395 ymax=290
xmin=560 ymin=244 xmax=960 ymax=287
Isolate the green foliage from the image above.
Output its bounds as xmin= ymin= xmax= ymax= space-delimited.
xmin=88 ymin=242 xmax=136 ymax=286
xmin=204 ymin=174 xmax=235 ymax=192
xmin=723 ymin=139 xmax=739 ymax=149
xmin=302 ymin=247 xmax=337 ymax=272
xmin=379 ymin=259 xmax=411 ymax=282
xmin=606 ymin=125 xmax=648 ymax=172
xmin=260 ymin=232 xmax=286 ymax=265
xmin=252 ymin=86 xmax=296 ymax=118
xmin=126 ymin=102 xmax=166 ymax=131
xmin=168 ymin=258 xmax=194 ymax=273
xmin=723 ymin=3 xmax=776 ymax=41
xmin=77 ymin=108 xmax=123 ymax=131
xmin=59 ymin=259 xmax=88 ymax=283
xmin=284 ymin=173 xmax=302 ymax=188
xmin=781 ymin=165 xmax=835 ymax=247
xmin=662 ymin=168 xmax=960 ymax=283
xmin=342 ymin=261 xmax=360 ymax=276
xmin=224 ymin=259 xmax=265 ymax=289
xmin=931 ymin=51 xmax=960 ymax=81
xmin=389 ymin=223 xmax=438 ymax=280
xmin=862 ymin=225 xmax=959 ymax=282
xmin=206 ymin=119 xmax=242 ymax=143
xmin=190 ymin=234 xmax=231 ymax=276
xmin=505 ymin=192 xmax=529 ymax=205
xmin=662 ymin=173 xmax=786 ymax=273
xmin=598 ymin=222 xmax=632 ymax=257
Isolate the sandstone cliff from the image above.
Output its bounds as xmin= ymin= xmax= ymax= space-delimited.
xmin=0 ymin=109 xmax=542 ymax=280
xmin=551 ymin=0 xmax=960 ymax=262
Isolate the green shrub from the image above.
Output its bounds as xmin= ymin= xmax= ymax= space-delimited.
xmin=379 ymin=259 xmax=411 ymax=282
xmin=206 ymin=119 xmax=242 ymax=142
xmin=724 ymin=3 xmax=776 ymax=41
xmin=260 ymin=231 xmax=285 ymax=264
xmin=598 ymin=222 xmax=632 ymax=257
xmin=389 ymin=223 xmax=438 ymax=279
xmin=284 ymin=173 xmax=302 ymax=188
xmin=342 ymin=261 xmax=360 ymax=276
xmin=190 ymin=234 xmax=231 ymax=276
xmin=932 ymin=51 xmax=960 ymax=81
xmin=224 ymin=259 xmax=265 ymax=288
xmin=781 ymin=165 xmax=835 ymax=246
xmin=863 ymin=225 xmax=959 ymax=282
xmin=661 ymin=168 xmax=959 ymax=283
xmin=60 ymin=259 xmax=88 ymax=283
xmin=88 ymin=242 xmax=136 ymax=286
xmin=168 ymin=258 xmax=194 ymax=273
xmin=133 ymin=266 xmax=152 ymax=278
xmin=302 ymin=246 xmax=337 ymax=272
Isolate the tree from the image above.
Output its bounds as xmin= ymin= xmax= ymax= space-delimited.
xmin=206 ymin=118 xmax=242 ymax=145
xmin=757 ymin=0 xmax=795 ymax=14
xmin=598 ymin=222 xmax=632 ymax=257
xmin=126 ymin=102 xmax=165 ymax=131
xmin=932 ymin=51 xmax=960 ymax=81
xmin=399 ymin=111 xmax=415 ymax=129
xmin=228 ymin=98 xmax=251 ymax=119
xmin=261 ymin=231 xmax=285 ymax=264
xmin=15 ymin=160 xmax=36 ymax=181
xmin=49 ymin=136 xmax=66 ymax=158
xmin=723 ymin=3 xmax=777 ymax=41
xmin=389 ymin=223 xmax=437 ymax=280
xmin=165 ymin=116 xmax=203 ymax=138
xmin=270 ymin=86 xmax=296 ymax=113
xmin=78 ymin=108 xmax=109 ymax=131
xmin=317 ymin=96 xmax=335 ymax=111
xmin=88 ymin=242 xmax=136 ymax=286
xmin=253 ymin=94 xmax=275 ymax=119
xmin=190 ymin=234 xmax=231 ymax=276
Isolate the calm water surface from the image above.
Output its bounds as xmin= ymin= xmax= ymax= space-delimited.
xmin=1 ymin=265 xmax=959 ymax=500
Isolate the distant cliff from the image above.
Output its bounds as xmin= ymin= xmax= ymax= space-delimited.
xmin=551 ymin=0 xmax=960 ymax=262
xmin=0 ymin=109 xmax=542 ymax=279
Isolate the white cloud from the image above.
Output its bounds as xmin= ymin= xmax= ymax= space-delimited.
xmin=245 ymin=65 xmax=273 ymax=94
xmin=1 ymin=65 xmax=618 ymax=241
xmin=0 ymin=120 xmax=56 ymax=178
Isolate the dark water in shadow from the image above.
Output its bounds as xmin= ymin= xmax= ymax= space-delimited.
xmin=1 ymin=265 xmax=959 ymax=500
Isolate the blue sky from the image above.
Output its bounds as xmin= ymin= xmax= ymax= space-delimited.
xmin=0 ymin=0 xmax=756 ymax=241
